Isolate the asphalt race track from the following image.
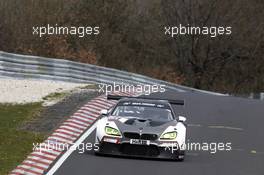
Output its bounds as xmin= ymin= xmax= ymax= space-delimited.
xmin=52 ymin=89 xmax=264 ymax=175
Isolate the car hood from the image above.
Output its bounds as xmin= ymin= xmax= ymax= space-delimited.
xmin=108 ymin=116 xmax=177 ymax=135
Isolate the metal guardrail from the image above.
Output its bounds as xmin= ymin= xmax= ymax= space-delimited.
xmin=0 ymin=51 xmax=225 ymax=95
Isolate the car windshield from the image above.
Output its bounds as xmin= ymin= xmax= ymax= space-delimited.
xmin=111 ymin=105 xmax=174 ymax=122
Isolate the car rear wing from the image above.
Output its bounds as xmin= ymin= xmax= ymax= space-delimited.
xmin=107 ymin=95 xmax=185 ymax=105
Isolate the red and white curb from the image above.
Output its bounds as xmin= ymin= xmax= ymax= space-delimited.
xmin=10 ymin=91 xmax=136 ymax=175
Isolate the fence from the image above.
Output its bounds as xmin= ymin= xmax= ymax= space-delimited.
xmin=0 ymin=51 xmax=225 ymax=95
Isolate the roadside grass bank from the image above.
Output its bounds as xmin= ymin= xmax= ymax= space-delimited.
xmin=0 ymin=103 xmax=46 ymax=175
xmin=0 ymin=85 xmax=100 ymax=174
xmin=0 ymin=79 xmax=99 ymax=174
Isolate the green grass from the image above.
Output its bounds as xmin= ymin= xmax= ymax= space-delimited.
xmin=0 ymin=103 xmax=46 ymax=175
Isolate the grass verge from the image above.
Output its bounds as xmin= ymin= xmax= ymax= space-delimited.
xmin=0 ymin=103 xmax=46 ymax=175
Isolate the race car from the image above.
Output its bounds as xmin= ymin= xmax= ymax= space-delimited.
xmin=94 ymin=95 xmax=187 ymax=160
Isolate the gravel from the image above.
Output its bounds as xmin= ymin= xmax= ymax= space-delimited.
xmin=0 ymin=78 xmax=90 ymax=104
xmin=0 ymin=77 xmax=102 ymax=133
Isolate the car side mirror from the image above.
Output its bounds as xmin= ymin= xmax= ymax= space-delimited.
xmin=178 ymin=116 xmax=186 ymax=122
xmin=101 ymin=109 xmax=108 ymax=115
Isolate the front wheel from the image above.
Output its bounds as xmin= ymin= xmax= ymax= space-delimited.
xmin=177 ymin=151 xmax=185 ymax=161
xmin=94 ymin=151 xmax=102 ymax=156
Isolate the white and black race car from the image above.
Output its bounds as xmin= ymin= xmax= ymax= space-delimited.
xmin=94 ymin=95 xmax=187 ymax=160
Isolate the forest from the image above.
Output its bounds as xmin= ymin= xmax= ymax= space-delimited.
xmin=0 ymin=0 xmax=263 ymax=94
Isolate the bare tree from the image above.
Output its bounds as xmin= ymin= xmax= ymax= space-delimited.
xmin=161 ymin=0 xmax=264 ymax=93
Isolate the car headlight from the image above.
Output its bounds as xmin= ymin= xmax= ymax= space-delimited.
xmin=105 ymin=126 xmax=121 ymax=136
xmin=160 ymin=131 xmax=177 ymax=140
